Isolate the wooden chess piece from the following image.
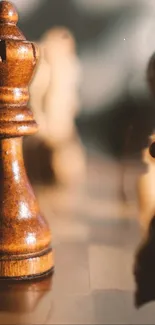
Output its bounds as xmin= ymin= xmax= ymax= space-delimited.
xmin=0 ymin=1 xmax=53 ymax=278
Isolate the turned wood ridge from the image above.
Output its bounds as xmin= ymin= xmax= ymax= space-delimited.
xmin=0 ymin=0 xmax=53 ymax=279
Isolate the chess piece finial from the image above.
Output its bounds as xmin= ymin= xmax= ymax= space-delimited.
xmin=0 ymin=1 xmax=53 ymax=278
xmin=0 ymin=0 xmax=18 ymax=24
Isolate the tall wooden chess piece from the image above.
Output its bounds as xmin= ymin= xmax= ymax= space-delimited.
xmin=0 ymin=1 xmax=53 ymax=278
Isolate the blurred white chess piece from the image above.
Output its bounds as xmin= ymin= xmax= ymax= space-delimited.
xmin=30 ymin=27 xmax=86 ymax=185
xmin=41 ymin=27 xmax=82 ymax=145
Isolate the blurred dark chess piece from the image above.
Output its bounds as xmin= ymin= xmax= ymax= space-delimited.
xmin=134 ymin=217 xmax=155 ymax=308
xmin=135 ymin=142 xmax=155 ymax=308
xmin=135 ymin=54 xmax=155 ymax=307
xmin=137 ymin=52 xmax=155 ymax=236
xmin=0 ymin=1 xmax=53 ymax=278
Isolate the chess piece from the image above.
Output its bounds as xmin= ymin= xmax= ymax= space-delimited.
xmin=0 ymin=1 xmax=53 ymax=278
xmin=134 ymin=54 xmax=155 ymax=307
xmin=137 ymin=53 xmax=155 ymax=237
xmin=134 ymin=215 xmax=155 ymax=308
xmin=30 ymin=27 xmax=86 ymax=186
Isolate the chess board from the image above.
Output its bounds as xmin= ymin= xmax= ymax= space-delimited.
xmin=1 ymin=154 xmax=155 ymax=324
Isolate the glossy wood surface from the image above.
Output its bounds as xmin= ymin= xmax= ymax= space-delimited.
xmin=0 ymin=1 xmax=53 ymax=278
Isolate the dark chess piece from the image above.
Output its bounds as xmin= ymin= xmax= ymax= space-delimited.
xmin=134 ymin=66 xmax=155 ymax=306
xmin=134 ymin=217 xmax=155 ymax=308
xmin=0 ymin=1 xmax=53 ymax=278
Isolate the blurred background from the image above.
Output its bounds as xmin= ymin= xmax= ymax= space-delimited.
xmin=17 ymin=0 xmax=155 ymax=180
xmin=7 ymin=1 xmax=155 ymax=324
xmin=16 ymin=0 xmax=155 ymax=159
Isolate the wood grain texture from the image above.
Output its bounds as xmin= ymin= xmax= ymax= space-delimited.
xmin=0 ymin=1 xmax=53 ymax=278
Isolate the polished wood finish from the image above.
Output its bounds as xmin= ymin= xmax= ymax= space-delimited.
xmin=0 ymin=1 xmax=53 ymax=278
xmin=0 ymin=272 xmax=53 ymax=313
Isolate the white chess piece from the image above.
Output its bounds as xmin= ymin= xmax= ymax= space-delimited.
xmin=41 ymin=27 xmax=82 ymax=146
xmin=30 ymin=27 xmax=86 ymax=185
xmin=30 ymin=45 xmax=51 ymax=140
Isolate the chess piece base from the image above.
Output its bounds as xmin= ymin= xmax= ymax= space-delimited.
xmin=0 ymin=248 xmax=54 ymax=279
